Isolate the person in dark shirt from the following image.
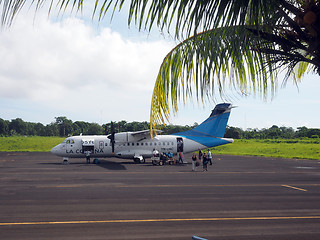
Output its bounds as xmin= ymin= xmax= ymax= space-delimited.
xmin=198 ymin=148 xmax=203 ymax=161
xmin=192 ymin=153 xmax=198 ymax=171
xmin=202 ymin=153 xmax=208 ymax=171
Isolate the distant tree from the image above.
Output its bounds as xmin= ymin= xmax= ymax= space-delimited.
xmin=73 ymin=121 xmax=90 ymax=135
xmin=55 ymin=117 xmax=73 ymax=136
xmin=280 ymin=126 xmax=295 ymax=138
xmin=0 ymin=118 xmax=9 ymax=136
xmin=295 ymin=126 xmax=309 ymax=138
xmin=34 ymin=122 xmax=46 ymax=136
xmin=45 ymin=123 xmax=59 ymax=136
xmin=87 ymin=123 xmax=104 ymax=135
xmin=265 ymin=125 xmax=282 ymax=139
xmin=117 ymin=121 xmax=128 ymax=132
xmin=162 ymin=124 xmax=192 ymax=135
xmin=243 ymin=128 xmax=262 ymax=139
xmin=25 ymin=122 xmax=36 ymax=135
xmin=9 ymin=118 xmax=26 ymax=135
xmin=225 ymin=126 xmax=242 ymax=139
xmin=306 ymin=128 xmax=320 ymax=138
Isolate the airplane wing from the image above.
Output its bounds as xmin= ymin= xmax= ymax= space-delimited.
xmin=130 ymin=129 xmax=162 ymax=140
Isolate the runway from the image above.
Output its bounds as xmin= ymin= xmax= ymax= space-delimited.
xmin=1 ymin=152 xmax=320 ymax=240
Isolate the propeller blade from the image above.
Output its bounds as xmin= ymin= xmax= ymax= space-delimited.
xmin=110 ymin=121 xmax=115 ymax=154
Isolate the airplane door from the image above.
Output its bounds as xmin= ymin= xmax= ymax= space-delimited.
xmin=82 ymin=139 xmax=95 ymax=154
xmin=177 ymin=137 xmax=184 ymax=152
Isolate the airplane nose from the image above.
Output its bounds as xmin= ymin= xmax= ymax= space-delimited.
xmin=50 ymin=145 xmax=59 ymax=155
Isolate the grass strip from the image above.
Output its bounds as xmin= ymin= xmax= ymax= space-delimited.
xmin=214 ymin=139 xmax=320 ymax=160
xmin=0 ymin=136 xmax=64 ymax=152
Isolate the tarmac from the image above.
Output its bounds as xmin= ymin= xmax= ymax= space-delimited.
xmin=1 ymin=152 xmax=320 ymax=240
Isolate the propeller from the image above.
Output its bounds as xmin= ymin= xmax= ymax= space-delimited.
xmin=107 ymin=121 xmax=115 ymax=154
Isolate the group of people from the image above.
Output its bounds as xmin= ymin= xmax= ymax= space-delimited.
xmin=191 ymin=149 xmax=213 ymax=171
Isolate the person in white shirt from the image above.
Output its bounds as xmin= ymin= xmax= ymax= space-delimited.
xmin=208 ymin=150 xmax=212 ymax=165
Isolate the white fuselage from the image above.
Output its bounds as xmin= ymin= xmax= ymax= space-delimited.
xmin=51 ymin=134 xmax=209 ymax=160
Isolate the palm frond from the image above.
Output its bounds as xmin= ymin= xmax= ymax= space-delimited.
xmin=149 ymin=26 xmax=278 ymax=133
xmin=1 ymin=0 xmax=281 ymax=34
xmin=116 ymin=0 xmax=280 ymax=39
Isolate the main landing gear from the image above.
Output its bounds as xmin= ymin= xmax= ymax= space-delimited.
xmin=133 ymin=157 xmax=146 ymax=164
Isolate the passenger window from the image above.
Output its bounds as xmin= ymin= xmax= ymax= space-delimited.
xmin=137 ymin=143 xmax=139 ymax=146
xmin=141 ymin=143 xmax=144 ymax=146
xmin=105 ymin=143 xmax=108 ymax=146
xmin=127 ymin=143 xmax=130 ymax=146
xmin=132 ymin=143 xmax=134 ymax=146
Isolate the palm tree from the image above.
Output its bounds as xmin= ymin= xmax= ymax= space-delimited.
xmin=1 ymin=0 xmax=319 ymax=131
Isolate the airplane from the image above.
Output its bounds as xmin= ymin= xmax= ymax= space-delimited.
xmin=50 ymin=103 xmax=234 ymax=164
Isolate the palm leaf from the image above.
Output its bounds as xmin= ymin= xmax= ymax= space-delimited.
xmin=1 ymin=0 xmax=280 ymax=32
xmin=149 ymin=26 xmax=278 ymax=133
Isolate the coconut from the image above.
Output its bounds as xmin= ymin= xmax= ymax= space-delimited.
xmin=303 ymin=11 xmax=317 ymax=25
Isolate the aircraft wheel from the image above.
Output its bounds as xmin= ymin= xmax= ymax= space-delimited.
xmin=62 ymin=157 xmax=69 ymax=165
xmin=93 ymin=158 xmax=99 ymax=164
xmin=139 ymin=158 xmax=146 ymax=164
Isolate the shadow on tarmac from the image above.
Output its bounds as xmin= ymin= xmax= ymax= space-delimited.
xmin=96 ymin=160 xmax=127 ymax=170
xmin=38 ymin=160 xmax=128 ymax=171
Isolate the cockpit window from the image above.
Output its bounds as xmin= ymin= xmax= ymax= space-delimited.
xmin=66 ymin=139 xmax=74 ymax=144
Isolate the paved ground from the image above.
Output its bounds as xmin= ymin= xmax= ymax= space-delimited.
xmin=1 ymin=152 xmax=320 ymax=240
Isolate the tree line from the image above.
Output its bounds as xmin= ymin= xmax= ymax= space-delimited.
xmin=225 ymin=126 xmax=320 ymax=139
xmin=0 ymin=116 xmax=319 ymax=139
xmin=0 ymin=117 xmax=194 ymax=137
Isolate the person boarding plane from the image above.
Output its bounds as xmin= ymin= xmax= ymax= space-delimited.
xmin=51 ymin=103 xmax=234 ymax=163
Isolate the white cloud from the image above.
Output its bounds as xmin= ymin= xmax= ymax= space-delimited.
xmin=0 ymin=12 xmax=174 ymax=124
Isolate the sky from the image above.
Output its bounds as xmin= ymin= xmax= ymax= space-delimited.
xmin=0 ymin=3 xmax=319 ymax=130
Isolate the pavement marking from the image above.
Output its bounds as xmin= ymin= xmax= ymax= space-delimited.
xmin=33 ymin=183 xmax=320 ymax=189
xmin=1 ymin=216 xmax=320 ymax=226
xmin=282 ymin=185 xmax=308 ymax=192
xmin=0 ymin=171 xmax=309 ymax=175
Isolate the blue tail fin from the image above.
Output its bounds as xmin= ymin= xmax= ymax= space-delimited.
xmin=173 ymin=103 xmax=232 ymax=138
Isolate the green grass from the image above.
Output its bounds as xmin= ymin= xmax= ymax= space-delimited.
xmin=0 ymin=136 xmax=64 ymax=152
xmin=213 ymin=139 xmax=320 ymax=160
xmin=0 ymin=137 xmax=319 ymax=160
